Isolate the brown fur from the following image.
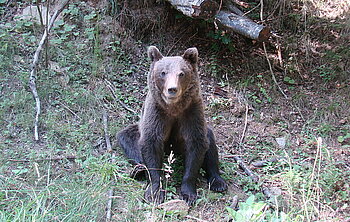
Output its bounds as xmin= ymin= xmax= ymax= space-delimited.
xmin=117 ymin=46 xmax=227 ymax=205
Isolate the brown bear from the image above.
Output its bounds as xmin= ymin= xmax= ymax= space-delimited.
xmin=117 ymin=46 xmax=227 ymax=205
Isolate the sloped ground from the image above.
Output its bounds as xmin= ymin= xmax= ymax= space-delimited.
xmin=0 ymin=0 xmax=349 ymax=221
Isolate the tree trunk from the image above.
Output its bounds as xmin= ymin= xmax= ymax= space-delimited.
xmin=215 ymin=11 xmax=270 ymax=41
xmin=166 ymin=0 xmax=270 ymax=41
xmin=167 ymin=0 xmax=219 ymax=19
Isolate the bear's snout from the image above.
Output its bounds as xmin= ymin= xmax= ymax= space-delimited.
xmin=163 ymin=85 xmax=182 ymax=104
xmin=161 ymin=73 xmax=183 ymax=104
xmin=168 ymin=87 xmax=178 ymax=95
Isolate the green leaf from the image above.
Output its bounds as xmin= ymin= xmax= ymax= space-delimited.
xmin=12 ymin=168 xmax=29 ymax=175
xmin=284 ymin=76 xmax=295 ymax=84
xmin=338 ymin=136 xmax=344 ymax=143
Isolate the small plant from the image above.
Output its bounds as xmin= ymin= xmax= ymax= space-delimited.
xmin=312 ymin=64 xmax=335 ymax=81
xmin=337 ymin=132 xmax=350 ymax=144
xmin=164 ymin=150 xmax=176 ymax=197
xmin=283 ymin=76 xmax=296 ymax=85
xmin=226 ymin=195 xmax=267 ymax=221
xmin=207 ymin=30 xmax=235 ymax=52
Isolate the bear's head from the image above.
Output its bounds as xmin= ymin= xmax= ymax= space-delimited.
xmin=147 ymin=46 xmax=199 ymax=106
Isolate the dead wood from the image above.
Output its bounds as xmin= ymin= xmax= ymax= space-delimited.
xmin=29 ymin=0 xmax=70 ymax=141
xmin=8 ymin=156 xmax=84 ymax=162
xmin=166 ymin=0 xmax=270 ymax=41
xmin=104 ymin=79 xmax=137 ymax=114
xmin=232 ymin=155 xmax=259 ymax=182
xmin=251 ymin=157 xmax=287 ymax=167
xmin=215 ymin=10 xmax=270 ymax=41
xmin=167 ymin=0 xmax=219 ymax=19
xmin=239 ymin=104 xmax=249 ymax=144
xmin=103 ymin=110 xmax=113 ymax=153
xmin=103 ymin=110 xmax=116 ymax=222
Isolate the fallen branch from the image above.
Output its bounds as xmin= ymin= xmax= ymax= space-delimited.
xmin=29 ymin=0 xmax=70 ymax=141
xmin=215 ymin=10 xmax=270 ymax=41
xmin=58 ymin=100 xmax=81 ymax=120
xmin=167 ymin=0 xmax=219 ymax=19
xmin=105 ymin=161 xmax=115 ymax=222
xmin=8 ymin=155 xmax=83 ymax=162
xmin=232 ymin=155 xmax=259 ymax=182
xmin=103 ymin=110 xmax=113 ymax=153
xmin=239 ymin=103 xmax=249 ymax=144
xmin=251 ymin=156 xmax=287 ymax=167
xmin=185 ymin=215 xmax=208 ymax=222
xmin=104 ymin=79 xmax=137 ymax=114
xmin=103 ymin=110 xmax=116 ymax=222
xmin=166 ymin=0 xmax=270 ymax=41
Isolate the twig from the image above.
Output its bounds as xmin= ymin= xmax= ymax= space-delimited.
xmin=260 ymin=11 xmax=305 ymax=121
xmin=58 ymin=101 xmax=81 ymax=120
xmin=251 ymin=156 xmax=287 ymax=167
xmin=29 ymin=0 xmax=70 ymax=141
xmin=103 ymin=110 xmax=112 ymax=152
xmin=239 ymin=103 xmax=249 ymax=144
xmin=104 ymin=79 xmax=137 ymax=114
xmin=232 ymin=155 xmax=259 ymax=182
xmin=105 ymin=157 xmax=115 ymax=222
xmin=103 ymin=110 xmax=116 ymax=222
xmin=166 ymin=28 xmax=191 ymax=56
xmin=262 ymin=43 xmax=288 ymax=99
xmin=8 ymin=155 xmax=83 ymax=162
xmin=185 ymin=215 xmax=208 ymax=222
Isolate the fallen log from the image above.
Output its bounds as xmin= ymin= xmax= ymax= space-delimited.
xmin=215 ymin=10 xmax=270 ymax=42
xmin=167 ymin=0 xmax=219 ymax=19
xmin=166 ymin=0 xmax=270 ymax=41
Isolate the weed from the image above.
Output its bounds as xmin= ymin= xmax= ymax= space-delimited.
xmin=316 ymin=123 xmax=335 ymax=136
xmin=312 ymin=64 xmax=335 ymax=81
xmin=283 ymin=76 xmax=296 ymax=85
xmin=337 ymin=132 xmax=350 ymax=144
xmin=207 ymin=30 xmax=235 ymax=52
xmin=226 ymin=195 xmax=291 ymax=222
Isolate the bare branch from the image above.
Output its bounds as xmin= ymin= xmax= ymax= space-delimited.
xmin=166 ymin=0 xmax=270 ymax=41
xmin=215 ymin=11 xmax=270 ymax=41
xmin=8 ymin=155 xmax=84 ymax=162
xmin=103 ymin=110 xmax=116 ymax=221
xmin=103 ymin=110 xmax=112 ymax=153
xmin=232 ymin=155 xmax=259 ymax=182
xmin=29 ymin=0 xmax=70 ymax=141
xmin=167 ymin=0 xmax=219 ymax=19
xmin=239 ymin=103 xmax=249 ymax=144
xmin=104 ymin=79 xmax=137 ymax=114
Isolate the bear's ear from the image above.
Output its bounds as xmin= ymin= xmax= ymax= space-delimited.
xmin=148 ymin=46 xmax=163 ymax=62
xmin=183 ymin=47 xmax=198 ymax=64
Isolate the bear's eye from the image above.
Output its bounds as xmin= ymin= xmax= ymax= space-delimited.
xmin=160 ymin=72 xmax=166 ymax=77
xmin=179 ymin=72 xmax=185 ymax=77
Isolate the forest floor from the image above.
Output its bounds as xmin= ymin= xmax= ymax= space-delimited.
xmin=0 ymin=0 xmax=349 ymax=221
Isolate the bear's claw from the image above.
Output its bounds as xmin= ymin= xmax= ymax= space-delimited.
xmin=209 ymin=176 xmax=228 ymax=192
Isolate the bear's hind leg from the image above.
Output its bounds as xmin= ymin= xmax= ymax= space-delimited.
xmin=202 ymin=128 xmax=228 ymax=192
xmin=117 ymin=124 xmax=143 ymax=164
xmin=117 ymin=124 xmax=146 ymax=179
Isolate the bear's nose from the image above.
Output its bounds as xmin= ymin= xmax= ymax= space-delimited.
xmin=168 ymin=87 xmax=178 ymax=95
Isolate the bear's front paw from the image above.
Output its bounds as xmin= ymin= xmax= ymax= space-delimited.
xmin=181 ymin=183 xmax=197 ymax=205
xmin=181 ymin=192 xmax=197 ymax=205
xmin=209 ymin=176 xmax=228 ymax=192
xmin=144 ymin=185 xmax=165 ymax=205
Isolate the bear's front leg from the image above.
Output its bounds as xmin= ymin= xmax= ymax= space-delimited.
xmin=139 ymin=99 xmax=170 ymax=204
xmin=139 ymin=134 xmax=165 ymax=204
xmin=180 ymin=105 xmax=208 ymax=205
xmin=181 ymin=147 xmax=206 ymax=205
